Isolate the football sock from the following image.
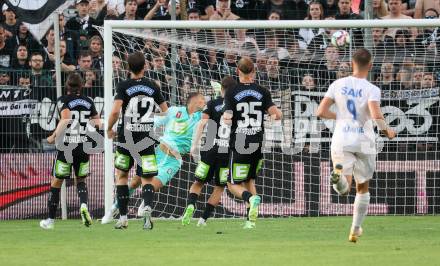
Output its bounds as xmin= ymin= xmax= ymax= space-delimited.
xmin=188 ymin=193 xmax=198 ymax=207
xmin=48 ymin=187 xmax=60 ymax=219
xmin=76 ymin=182 xmax=88 ymax=205
xmin=116 ymin=185 xmax=129 ymax=216
xmin=114 ymin=188 xmax=135 ymax=209
xmin=241 ymin=191 xmax=252 ymax=203
xmin=202 ymin=203 xmax=215 ymax=221
xmin=142 ymin=184 xmax=155 ymax=208
xmin=352 ymin=192 xmax=370 ymax=231
xmin=246 ymin=207 xmax=250 ymax=221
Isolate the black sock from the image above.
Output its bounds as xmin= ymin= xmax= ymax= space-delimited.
xmin=188 ymin=193 xmax=198 ymax=207
xmin=241 ymin=191 xmax=252 ymax=203
xmin=246 ymin=207 xmax=250 ymax=221
xmin=116 ymin=185 xmax=129 ymax=216
xmin=76 ymin=182 xmax=88 ymax=205
xmin=48 ymin=187 xmax=60 ymax=219
xmin=202 ymin=203 xmax=215 ymax=220
xmin=142 ymin=184 xmax=155 ymax=207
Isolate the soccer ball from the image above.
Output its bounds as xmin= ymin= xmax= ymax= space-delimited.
xmin=331 ymin=30 xmax=351 ymax=49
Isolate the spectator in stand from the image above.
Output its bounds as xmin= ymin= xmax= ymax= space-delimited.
xmin=210 ymin=0 xmax=241 ymax=45
xmin=0 ymin=68 xmax=10 ymax=85
xmin=45 ymin=40 xmax=76 ymax=72
xmin=147 ymin=51 xmax=172 ymax=99
xmin=415 ymin=0 xmax=440 ymax=19
xmin=396 ymin=67 xmax=413 ymax=90
xmin=2 ymin=7 xmax=19 ymax=39
xmin=66 ymin=0 xmax=99 ymax=38
xmin=210 ymin=0 xmax=240 ymax=21
xmin=264 ymin=56 xmax=289 ymax=90
xmin=179 ymin=9 xmax=211 ymax=49
xmin=298 ymin=2 xmax=325 ymax=51
xmin=230 ymin=0 xmax=262 ymax=20
xmin=77 ymin=51 xmax=93 ymax=72
xmin=372 ymin=27 xmax=395 ymax=57
xmin=185 ymin=50 xmax=210 ymax=90
xmin=84 ymin=69 xmax=98 ymax=88
xmin=42 ymin=27 xmax=56 ymax=65
xmin=112 ymin=54 xmax=126 ymax=85
xmin=10 ymin=44 xmax=30 ymax=71
xmin=118 ymin=0 xmax=143 ymax=20
xmin=58 ymin=14 xmax=80 ymax=62
xmin=307 ymin=17 xmax=338 ymax=55
xmin=421 ymin=72 xmax=436 ymax=88
xmin=314 ymin=45 xmax=339 ymax=86
xmin=18 ymin=73 xmax=31 ymax=88
xmin=335 ymin=0 xmax=363 ymax=48
xmin=0 ymin=25 xmax=15 ymax=68
xmin=377 ymin=61 xmax=399 ymax=90
xmin=415 ymin=9 xmax=439 ymax=55
xmin=145 ymin=0 xmax=181 ymax=20
xmin=89 ymin=36 xmax=104 ymax=72
xmin=261 ymin=0 xmax=308 ymax=20
xmin=336 ymin=61 xmax=350 ymax=79
xmin=217 ymin=43 xmax=238 ymax=78
xmin=136 ymin=0 xmax=157 ymax=18
xmin=301 ymin=74 xmax=316 ymax=90
xmin=89 ymin=0 xmax=101 ymax=19
xmin=12 ymin=23 xmax=41 ymax=53
xmin=394 ymin=29 xmax=415 ymax=57
xmin=361 ymin=0 xmax=388 ymax=18
xmin=325 ymin=0 xmax=339 ymax=16
xmin=335 ymin=0 xmax=363 ymax=19
xmin=261 ymin=31 xmax=289 ymax=60
xmin=255 ymin=53 xmax=268 ymax=81
xmin=412 ymin=64 xmax=426 ymax=90
xmin=382 ymin=0 xmax=417 ymax=39
xmin=29 ymin=52 xmax=53 ymax=87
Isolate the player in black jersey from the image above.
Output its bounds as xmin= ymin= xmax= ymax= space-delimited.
xmin=107 ymin=51 xmax=168 ymax=230
xmin=40 ymin=73 xmax=102 ymax=230
xmin=223 ymin=57 xmax=282 ymax=229
xmin=181 ymin=76 xmax=238 ymax=227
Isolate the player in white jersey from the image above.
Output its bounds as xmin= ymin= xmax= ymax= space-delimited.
xmin=316 ymin=48 xmax=396 ymax=243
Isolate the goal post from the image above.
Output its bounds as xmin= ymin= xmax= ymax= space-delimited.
xmin=103 ymin=19 xmax=440 ymax=217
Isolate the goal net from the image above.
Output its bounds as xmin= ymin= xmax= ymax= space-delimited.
xmin=103 ymin=20 xmax=440 ymax=219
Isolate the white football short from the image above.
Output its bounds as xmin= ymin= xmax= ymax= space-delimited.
xmin=331 ymin=150 xmax=376 ymax=184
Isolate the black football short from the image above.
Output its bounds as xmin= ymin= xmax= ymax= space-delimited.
xmin=227 ymin=148 xmax=263 ymax=184
xmin=194 ymin=152 xmax=229 ymax=186
xmin=114 ymin=145 xmax=158 ymax=178
xmin=52 ymin=147 xmax=90 ymax=179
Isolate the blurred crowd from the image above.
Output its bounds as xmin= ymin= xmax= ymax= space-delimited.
xmin=0 ymin=0 xmax=439 ymax=99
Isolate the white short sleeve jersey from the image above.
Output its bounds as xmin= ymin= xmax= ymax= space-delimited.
xmin=324 ymin=76 xmax=381 ymax=153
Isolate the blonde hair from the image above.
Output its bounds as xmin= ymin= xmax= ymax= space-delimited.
xmin=375 ymin=0 xmax=389 ymax=18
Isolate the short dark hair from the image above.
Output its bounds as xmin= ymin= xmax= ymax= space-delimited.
xmin=237 ymin=56 xmax=254 ymax=75
xmin=352 ymin=48 xmax=372 ymax=69
xmin=79 ymin=50 xmax=92 ymax=59
xmin=31 ymin=52 xmax=43 ymax=59
xmin=66 ymin=72 xmax=84 ymax=95
xmin=221 ymin=76 xmax=237 ymax=92
xmin=187 ymin=8 xmax=200 ymax=16
xmin=186 ymin=92 xmax=202 ymax=106
xmin=124 ymin=0 xmax=137 ymax=5
xmin=127 ymin=52 xmax=145 ymax=74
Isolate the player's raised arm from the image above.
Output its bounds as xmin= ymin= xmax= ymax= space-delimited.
xmin=368 ymin=101 xmax=396 ymax=140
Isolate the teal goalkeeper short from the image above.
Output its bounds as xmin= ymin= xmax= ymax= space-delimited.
xmin=156 ymin=146 xmax=182 ymax=186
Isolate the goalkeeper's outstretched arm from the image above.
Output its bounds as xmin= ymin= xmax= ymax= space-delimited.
xmin=368 ymin=101 xmax=396 ymax=140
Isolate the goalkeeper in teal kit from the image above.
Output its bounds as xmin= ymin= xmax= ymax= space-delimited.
xmin=138 ymin=92 xmax=205 ymax=230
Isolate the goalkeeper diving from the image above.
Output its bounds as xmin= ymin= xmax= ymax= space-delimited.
xmin=103 ymin=92 xmax=206 ymax=229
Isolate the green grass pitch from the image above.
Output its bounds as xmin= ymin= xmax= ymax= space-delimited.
xmin=1 ymin=216 xmax=439 ymax=266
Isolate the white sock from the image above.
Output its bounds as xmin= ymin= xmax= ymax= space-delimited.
xmin=333 ymin=176 xmax=349 ymax=195
xmin=120 ymin=215 xmax=128 ymax=221
xmin=352 ymin=192 xmax=370 ymax=231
